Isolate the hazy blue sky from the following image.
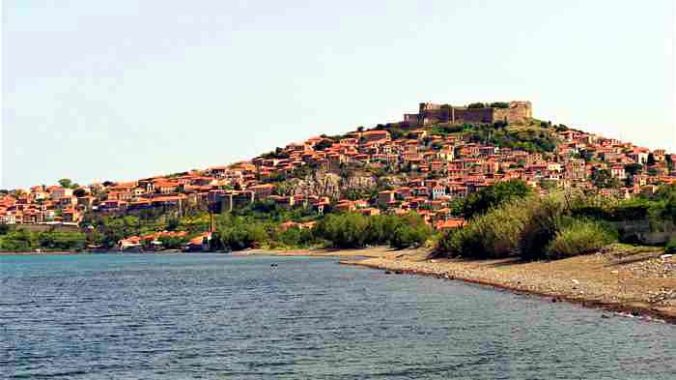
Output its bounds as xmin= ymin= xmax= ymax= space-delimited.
xmin=2 ymin=0 xmax=675 ymax=189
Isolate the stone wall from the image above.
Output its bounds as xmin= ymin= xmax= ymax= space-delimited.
xmin=415 ymin=100 xmax=532 ymax=125
xmin=493 ymin=101 xmax=532 ymax=124
xmin=453 ymin=108 xmax=494 ymax=124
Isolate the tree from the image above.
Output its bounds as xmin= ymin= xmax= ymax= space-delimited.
xmin=647 ymin=153 xmax=656 ymax=166
xmin=591 ymin=169 xmax=619 ymax=189
xmin=166 ymin=217 xmax=180 ymax=231
xmin=58 ymin=178 xmax=73 ymax=188
xmin=390 ymin=214 xmax=432 ymax=249
xmin=0 ymin=229 xmax=34 ymax=251
xmin=489 ymin=102 xmax=509 ymax=109
xmin=493 ymin=120 xmax=508 ymax=129
xmin=624 ymin=163 xmax=643 ymax=176
xmin=313 ymin=140 xmax=333 ymax=151
xmin=158 ymin=235 xmax=188 ymax=249
xmin=314 ymin=213 xmax=369 ymax=248
xmin=462 ymin=180 xmax=533 ymax=218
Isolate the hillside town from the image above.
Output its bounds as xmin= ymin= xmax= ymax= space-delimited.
xmin=1 ymin=101 xmax=675 ymax=249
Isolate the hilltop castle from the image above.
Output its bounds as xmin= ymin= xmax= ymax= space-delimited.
xmin=403 ymin=100 xmax=532 ymax=125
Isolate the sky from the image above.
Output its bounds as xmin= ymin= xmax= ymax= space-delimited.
xmin=2 ymin=0 xmax=675 ymax=189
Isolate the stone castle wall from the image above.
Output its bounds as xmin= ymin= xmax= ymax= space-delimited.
xmin=414 ymin=101 xmax=532 ymax=125
xmin=453 ymin=108 xmax=494 ymax=124
xmin=493 ymin=101 xmax=532 ymax=124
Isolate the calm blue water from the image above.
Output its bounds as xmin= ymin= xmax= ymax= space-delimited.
xmin=0 ymin=254 xmax=674 ymax=379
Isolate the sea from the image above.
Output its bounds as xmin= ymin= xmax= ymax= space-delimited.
xmin=0 ymin=253 xmax=674 ymax=379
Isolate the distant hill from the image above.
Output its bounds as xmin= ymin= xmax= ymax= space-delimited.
xmin=1 ymin=100 xmax=674 ymax=230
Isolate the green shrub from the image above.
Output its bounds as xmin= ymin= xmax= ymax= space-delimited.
xmin=462 ymin=180 xmax=533 ymax=218
xmin=220 ymin=222 xmax=268 ymax=251
xmin=518 ymin=195 xmax=568 ymax=260
xmin=314 ymin=212 xmax=431 ymax=249
xmin=466 ymin=126 xmax=558 ymax=153
xmin=275 ymin=227 xmax=314 ymax=248
xmin=546 ymin=220 xmax=617 ymax=259
xmin=0 ymin=229 xmax=35 ymax=251
xmin=438 ymin=198 xmax=534 ymax=259
xmin=436 ymin=191 xmax=620 ymax=261
xmin=390 ymin=216 xmax=433 ymax=249
xmin=158 ymin=235 xmax=188 ymax=250
xmin=666 ymin=237 xmax=676 ymax=254
xmin=0 ymin=229 xmax=86 ymax=252
xmin=467 ymin=102 xmax=486 ymax=109
xmin=314 ymin=212 xmax=369 ymax=249
xmin=489 ymin=102 xmax=509 ymax=109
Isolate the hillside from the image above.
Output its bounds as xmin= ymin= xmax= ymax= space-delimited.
xmin=1 ymin=100 xmax=675 ymax=252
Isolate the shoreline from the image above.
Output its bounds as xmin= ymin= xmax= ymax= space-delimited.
xmin=340 ymin=258 xmax=675 ymax=324
xmin=246 ymin=246 xmax=676 ymax=324
xmin=0 ymin=249 xmax=186 ymax=256
xmin=5 ymin=246 xmax=673 ymax=323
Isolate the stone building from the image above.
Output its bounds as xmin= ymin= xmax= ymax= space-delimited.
xmin=404 ymin=101 xmax=532 ymax=126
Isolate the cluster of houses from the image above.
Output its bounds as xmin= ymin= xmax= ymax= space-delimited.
xmin=117 ymin=230 xmax=211 ymax=252
xmin=0 ymin=185 xmax=84 ymax=226
xmin=2 ymin=102 xmax=675 ymax=238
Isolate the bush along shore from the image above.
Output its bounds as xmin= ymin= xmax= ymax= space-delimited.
xmin=434 ymin=183 xmax=674 ymax=260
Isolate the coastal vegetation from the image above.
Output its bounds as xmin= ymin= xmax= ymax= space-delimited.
xmin=546 ymin=219 xmax=616 ymax=259
xmin=435 ymin=184 xmax=675 ymax=260
xmin=666 ymin=237 xmax=676 ymax=254
xmin=204 ymin=183 xmax=673 ymax=257
xmin=461 ymin=179 xmax=532 ymax=218
xmin=209 ymin=210 xmax=432 ymax=251
xmin=314 ymin=212 xmax=432 ymax=249
xmin=0 ymin=228 xmax=87 ymax=252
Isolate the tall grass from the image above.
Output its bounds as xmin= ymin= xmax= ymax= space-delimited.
xmin=436 ymin=191 xmax=619 ymax=260
xmin=437 ymin=197 xmax=534 ymax=258
xmin=664 ymin=237 xmax=676 ymax=254
xmin=545 ymin=219 xmax=617 ymax=259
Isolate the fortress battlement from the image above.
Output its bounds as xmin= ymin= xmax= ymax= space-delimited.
xmin=404 ymin=101 xmax=532 ymax=125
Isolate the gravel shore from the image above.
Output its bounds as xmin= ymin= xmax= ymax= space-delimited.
xmin=247 ymin=245 xmax=675 ymax=323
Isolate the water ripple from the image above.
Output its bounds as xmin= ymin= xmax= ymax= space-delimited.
xmin=0 ymin=253 xmax=674 ymax=379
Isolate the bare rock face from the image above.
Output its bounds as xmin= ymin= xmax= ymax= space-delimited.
xmin=291 ymin=172 xmax=342 ymax=200
xmin=288 ymin=172 xmax=378 ymax=200
xmin=377 ymin=175 xmax=404 ymax=190
xmin=274 ymin=178 xmax=302 ymax=196
xmin=340 ymin=175 xmax=376 ymax=193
